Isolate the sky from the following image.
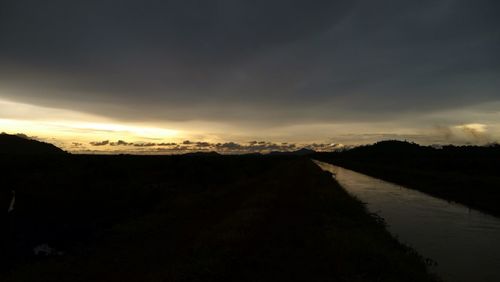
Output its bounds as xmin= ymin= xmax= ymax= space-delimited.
xmin=0 ymin=0 xmax=499 ymax=153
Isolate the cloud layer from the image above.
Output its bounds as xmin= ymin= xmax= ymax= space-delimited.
xmin=0 ymin=1 xmax=499 ymax=147
xmin=1 ymin=1 xmax=498 ymax=124
xmin=84 ymin=139 xmax=342 ymax=154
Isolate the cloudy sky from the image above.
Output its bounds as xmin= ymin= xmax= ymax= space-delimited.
xmin=0 ymin=0 xmax=499 ymax=153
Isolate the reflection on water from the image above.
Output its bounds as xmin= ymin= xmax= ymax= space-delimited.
xmin=314 ymin=161 xmax=500 ymax=282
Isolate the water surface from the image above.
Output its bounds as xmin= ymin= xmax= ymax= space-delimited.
xmin=314 ymin=161 xmax=500 ymax=282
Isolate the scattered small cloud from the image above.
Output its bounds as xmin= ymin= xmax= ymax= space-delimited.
xmin=195 ymin=142 xmax=211 ymax=148
xmin=110 ymin=140 xmax=131 ymax=146
xmin=133 ymin=142 xmax=156 ymax=147
xmin=85 ymin=139 xmax=342 ymax=154
xmin=90 ymin=140 xmax=109 ymax=146
xmin=157 ymin=142 xmax=177 ymax=146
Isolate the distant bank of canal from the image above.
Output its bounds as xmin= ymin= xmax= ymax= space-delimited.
xmin=314 ymin=160 xmax=500 ymax=282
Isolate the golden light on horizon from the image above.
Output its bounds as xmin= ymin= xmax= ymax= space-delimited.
xmin=0 ymin=98 xmax=182 ymax=150
xmin=2 ymin=97 xmax=499 ymax=154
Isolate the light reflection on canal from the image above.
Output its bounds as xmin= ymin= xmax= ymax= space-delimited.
xmin=314 ymin=160 xmax=500 ymax=282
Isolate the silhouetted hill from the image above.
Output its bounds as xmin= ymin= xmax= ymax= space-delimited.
xmin=268 ymin=148 xmax=316 ymax=156
xmin=344 ymin=140 xmax=431 ymax=156
xmin=183 ymin=151 xmax=220 ymax=156
xmin=0 ymin=133 xmax=66 ymax=154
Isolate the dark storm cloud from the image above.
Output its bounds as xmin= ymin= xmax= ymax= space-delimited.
xmin=0 ymin=0 xmax=499 ymax=124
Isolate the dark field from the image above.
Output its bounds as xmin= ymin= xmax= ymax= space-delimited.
xmin=314 ymin=141 xmax=500 ymax=217
xmin=0 ymin=154 xmax=437 ymax=281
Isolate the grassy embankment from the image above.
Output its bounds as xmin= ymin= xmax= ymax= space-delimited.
xmin=314 ymin=141 xmax=500 ymax=217
xmin=1 ymin=154 xmax=438 ymax=281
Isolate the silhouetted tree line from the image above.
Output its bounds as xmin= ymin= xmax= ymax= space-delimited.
xmin=314 ymin=140 xmax=500 ymax=216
